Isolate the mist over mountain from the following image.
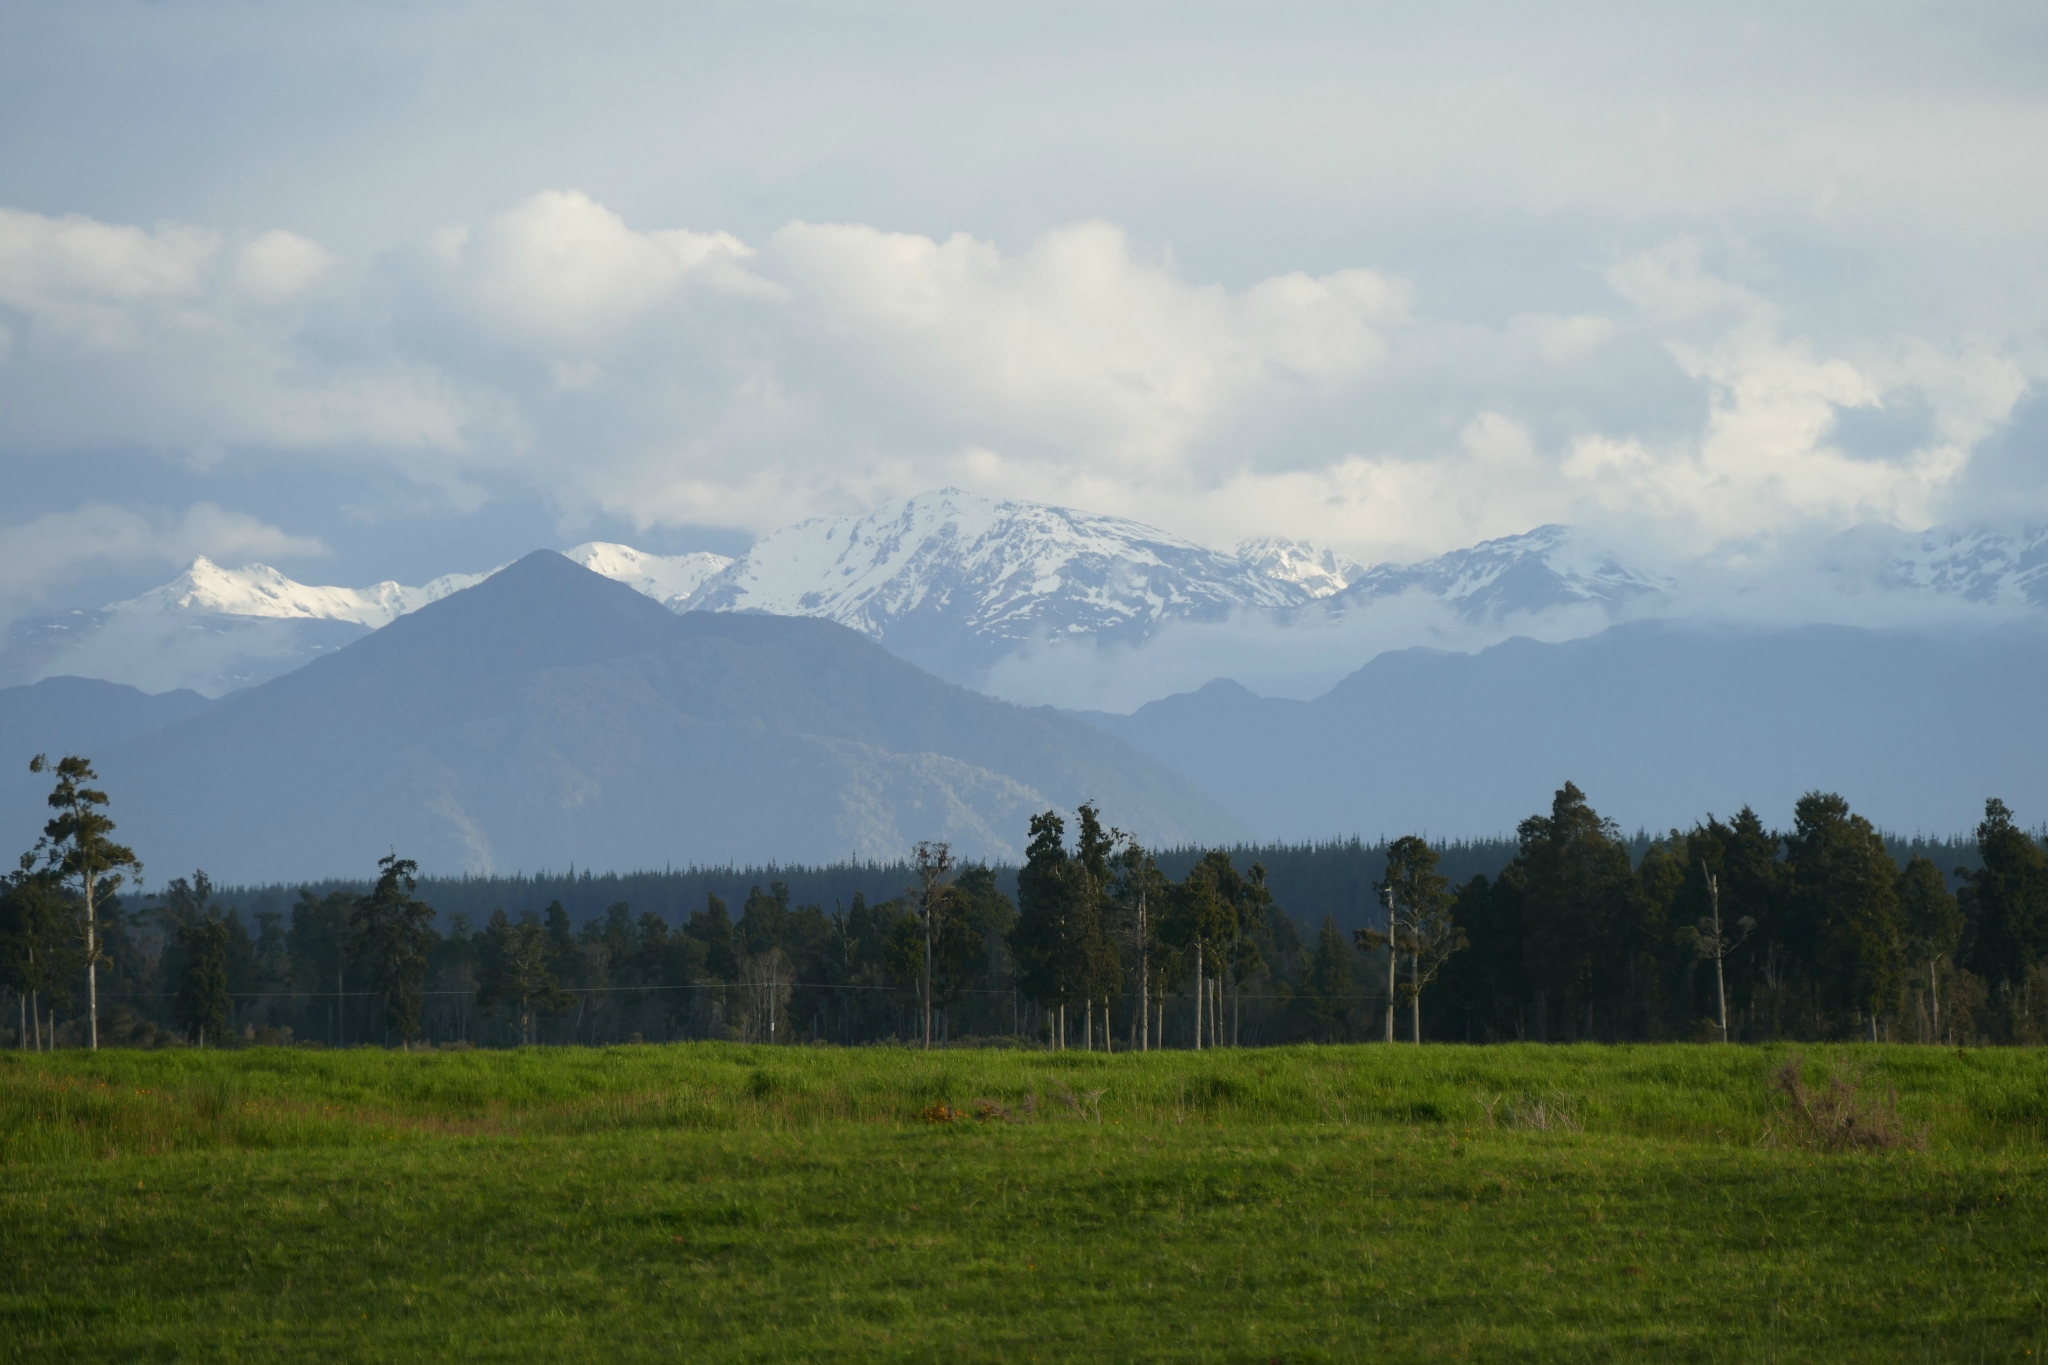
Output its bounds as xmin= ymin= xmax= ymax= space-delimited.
xmin=1077 ymin=619 xmax=2048 ymax=841
xmin=0 ymin=552 xmax=1241 ymax=882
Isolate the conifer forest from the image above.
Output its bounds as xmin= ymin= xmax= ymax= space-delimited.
xmin=7 ymin=754 xmax=2046 ymax=1054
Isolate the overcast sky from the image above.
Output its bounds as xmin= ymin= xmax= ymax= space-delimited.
xmin=2 ymin=0 xmax=2045 ymax=614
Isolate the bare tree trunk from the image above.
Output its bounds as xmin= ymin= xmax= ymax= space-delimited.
xmin=1411 ymin=941 xmax=1421 ymax=1044
xmin=1384 ymin=942 xmax=1396 ymax=1044
xmin=1193 ymin=943 xmax=1204 ymax=1051
xmin=1929 ymin=956 xmax=1942 ymax=1041
xmin=1084 ymin=997 xmax=1093 ymax=1051
xmin=1231 ymin=965 xmax=1240 ymax=1047
xmin=1103 ymin=1001 xmax=1112 ymax=1054
xmin=1138 ymin=890 xmax=1149 ymax=1052
xmin=84 ymin=870 xmax=98 ymax=1051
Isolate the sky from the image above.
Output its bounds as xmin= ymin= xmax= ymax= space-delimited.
xmin=2 ymin=0 xmax=2046 ymax=619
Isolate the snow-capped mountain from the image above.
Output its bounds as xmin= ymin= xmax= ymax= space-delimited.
xmin=1234 ymin=537 xmax=1363 ymax=598
xmin=15 ymin=486 xmax=2047 ymax=707
xmin=561 ymin=542 xmax=732 ymax=609
xmin=1880 ymin=525 xmax=2048 ymax=609
xmin=1 ymin=543 xmax=732 ymax=697
xmin=682 ymin=489 xmax=1320 ymax=679
xmin=113 ymin=555 xmax=488 ymax=628
xmin=1328 ymin=524 xmax=1668 ymax=621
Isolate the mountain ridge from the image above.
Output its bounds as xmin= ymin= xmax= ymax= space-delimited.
xmin=8 ymin=490 xmax=2047 ymax=703
xmin=0 ymin=551 xmax=1243 ymax=880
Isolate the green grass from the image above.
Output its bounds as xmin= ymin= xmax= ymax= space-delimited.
xmin=3 ymin=1042 xmax=2046 ymax=1361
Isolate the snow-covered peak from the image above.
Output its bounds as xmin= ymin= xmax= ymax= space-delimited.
xmin=1235 ymin=536 xmax=1363 ymax=598
xmin=1334 ymin=525 xmax=1667 ymax=620
xmin=686 ymin=488 xmax=1312 ymax=677
xmin=562 ymin=542 xmax=733 ymax=608
xmin=107 ymin=557 xmax=446 ymax=629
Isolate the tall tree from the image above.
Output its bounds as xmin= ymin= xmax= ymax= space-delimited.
xmin=1958 ymin=798 xmax=2048 ymax=991
xmin=1070 ymin=805 xmax=1122 ymax=1048
xmin=477 ymin=910 xmax=569 ymax=1045
xmin=1162 ymin=851 xmax=1235 ymax=1049
xmin=0 ymin=855 xmax=71 ymax=1051
xmin=1681 ymin=859 xmax=1754 ymax=1043
xmin=1296 ymin=914 xmax=1354 ymax=1042
xmin=1505 ymin=783 xmax=1637 ymax=1041
xmin=350 ymin=854 xmax=438 ymax=1047
xmin=1682 ymin=809 xmax=1784 ymax=1040
xmin=910 ymin=841 xmax=956 ymax=1049
xmin=1223 ymin=861 xmax=1274 ymax=1046
xmin=29 ymin=754 xmax=141 ymax=1050
xmin=1110 ymin=840 xmax=1168 ymax=1049
xmin=1897 ymin=854 xmax=1962 ymax=1040
xmin=1010 ymin=810 xmax=1075 ymax=1046
xmin=1783 ymin=792 xmax=1906 ymax=1038
xmin=1375 ymin=836 xmax=1462 ymax=1043
xmin=174 ymin=917 xmax=233 ymax=1046
xmin=683 ymin=893 xmax=740 ymax=981
xmin=288 ymin=888 xmax=355 ymax=1046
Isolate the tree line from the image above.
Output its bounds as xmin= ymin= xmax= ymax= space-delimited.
xmin=5 ymin=754 xmax=2045 ymax=1049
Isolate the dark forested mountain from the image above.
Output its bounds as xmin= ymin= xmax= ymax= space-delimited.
xmin=0 ymin=676 xmax=213 ymax=763
xmin=0 ymin=552 xmax=1243 ymax=881
xmin=1079 ymin=620 xmax=2048 ymax=840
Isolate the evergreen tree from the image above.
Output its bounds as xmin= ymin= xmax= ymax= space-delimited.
xmin=1504 ymin=783 xmax=1638 ymax=1041
xmin=1109 ymin=841 xmax=1169 ymax=1049
xmin=1375 ymin=835 xmax=1464 ymax=1043
xmin=1161 ymin=851 xmax=1235 ymax=1049
xmin=174 ymin=916 xmax=232 ymax=1046
xmin=909 ymin=842 xmax=956 ymax=1048
xmin=0 ymin=855 xmax=72 ymax=1050
xmin=1783 ymin=792 xmax=1906 ymax=1037
xmin=350 ymin=854 xmax=438 ymax=1047
xmin=1010 ymin=810 xmax=1075 ymax=1043
xmin=1897 ymin=854 xmax=1963 ymax=1040
xmin=1295 ymin=914 xmax=1354 ymax=1042
xmin=1958 ymin=798 xmax=2048 ymax=990
xmin=477 ymin=909 xmax=569 ymax=1045
xmin=288 ymin=888 xmax=355 ymax=1046
xmin=29 ymin=754 xmax=141 ymax=1050
xmin=684 ymin=893 xmax=740 ymax=981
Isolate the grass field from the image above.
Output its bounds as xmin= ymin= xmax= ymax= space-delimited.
xmin=3 ymin=1042 xmax=2045 ymax=1362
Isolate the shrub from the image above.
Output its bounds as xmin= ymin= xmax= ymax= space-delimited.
xmin=1768 ymin=1055 xmax=1926 ymax=1152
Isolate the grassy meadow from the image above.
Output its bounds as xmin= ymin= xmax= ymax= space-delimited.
xmin=3 ymin=1041 xmax=2045 ymax=1361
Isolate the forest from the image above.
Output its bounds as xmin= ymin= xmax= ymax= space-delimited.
xmin=4 ymin=753 xmax=2047 ymax=1051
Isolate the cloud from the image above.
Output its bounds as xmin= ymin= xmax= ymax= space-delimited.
xmin=438 ymin=190 xmax=778 ymax=342
xmin=984 ymin=589 xmax=1619 ymax=712
xmin=0 ymin=195 xmax=2042 ymax=598
xmin=235 ymin=230 xmax=332 ymax=300
xmin=0 ymin=205 xmax=471 ymax=458
xmin=0 ymin=502 xmax=327 ymax=605
xmin=769 ymin=219 xmax=1403 ymax=470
